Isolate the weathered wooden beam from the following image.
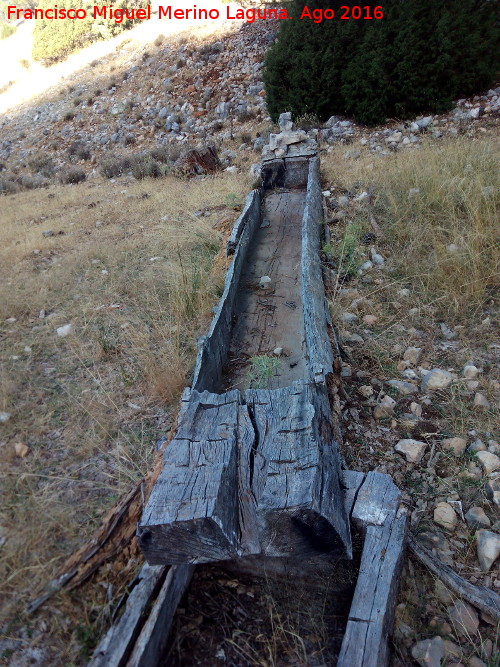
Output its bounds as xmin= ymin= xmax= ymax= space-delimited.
xmin=408 ymin=533 xmax=500 ymax=620
xmin=192 ymin=189 xmax=262 ymax=393
xmin=245 ymin=381 xmax=351 ymax=559
xmin=89 ymin=563 xmax=166 ymax=667
xmin=301 ymin=156 xmax=336 ymax=385
xmin=338 ymin=472 xmax=407 ymax=667
xmin=125 ymin=564 xmax=194 ymax=667
xmin=138 ymin=390 xmax=240 ymax=564
xmin=226 ymin=189 xmax=261 ymax=256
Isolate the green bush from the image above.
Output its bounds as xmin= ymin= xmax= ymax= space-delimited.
xmin=264 ymin=0 xmax=499 ymax=125
xmin=32 ymin=0 xmax=147 ymax=64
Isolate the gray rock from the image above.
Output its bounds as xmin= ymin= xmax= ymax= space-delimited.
xmin=56 ymin=323 xmax=73 ymax=338
xmin=447 ymin=600 xmax=479 ymax=637
xmin=473 ymin=392 xmax=491 ymax=410
xmin=278 ymin=112 xmax=293 ymax=132
xmin=421 ymin=368 xmax=453 ymax=392
xmin=0 ymin=411 xmax=11 ymax=423
xmin=439 ymin=323 xmax=456 ymax=340
xmin=463 ymin=364 xmax=479 ymax=379
xmin=387 ymin=380 xmax=418 ymax=395
xmin=370 ymin=247 xmax=384 ymax=265
xmin=411 ymin=637 xmax=445 ymax=667
xmin=415 ymin=116 xmax=433 ymax=129
xmin=465 ymin=507 xmax=491 ymax=530
xmin=485 ymin=477 xmax=500 ymax=506
xmin=477 ymin=530 xmax=500 ymax=571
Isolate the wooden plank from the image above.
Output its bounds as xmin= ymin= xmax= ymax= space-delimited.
xmin=301 ymin=156 xmax=335 ymax=384
xmin=338 ymin=472 xmax=407 ymax=667
xmin=138 ymin=390 xmax=240 ymax=564
xmin=408 ymin=533 xmax=500 ymax=620
xmin=245 ymin=381 xmax=351 ymax=559
xmin=237 ymin=404 xmax=261 ymax=556
xmin=352 ymin=471 xmax=401 ymax=533
xmin=226 ymin=189 xmax=261 ymax=256
xmin=125 ymin=564 xmax=194 ymax=667
xmin=342 ymin=469 xmax=366 ymax=517
xmin=192 ymin=189 xmax=262 ymax=393
xmin=88 ymin=563 xmax=166 ymax=667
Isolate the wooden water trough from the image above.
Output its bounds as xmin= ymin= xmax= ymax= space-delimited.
xmin=90 ymin=149 xmax=407 ymax=666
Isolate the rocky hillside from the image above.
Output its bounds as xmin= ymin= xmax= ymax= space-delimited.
xmin=1 ymin=17 xmax=499 ymax=191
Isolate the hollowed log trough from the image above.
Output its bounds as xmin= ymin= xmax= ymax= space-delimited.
xmin=90 ymin=153 xmax=407 ymax=667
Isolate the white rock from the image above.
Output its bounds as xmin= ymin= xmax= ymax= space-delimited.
xmin=410 ymin=402 xmax=422 ymax=417
xmin=476 ymin=451 xmax=500 ymax=475
xmin=273 ymin=347 xmax=283 ymax=356
xmin=370 ymin=247 xmax=385 ymax=265
xmin=434 ymin=502 xmax=457 ymax=531
xmin=447 ymin=243 xmax=460 ymax=253
xmin=463 ymin=364 xmax=479 ymax=379
xmin=341 ymin=312 xmax=357 ymax=323
xmin=395 ymin=439 xmax=427 ymax=463
xmin=476 ymin=529 xmax=500 ymax=572
xmin=421 ymin=368 xmax=453 ymax=392
xmin=403 ymin=346 xmax=422 ymax=366
xmin=258 ymin=276 xmax=272 ymax=289
xmin=56 ymin=323 xmax=73 ymax=338
xmin=473 ymin=393 xmax=490 ymax=410
xmin=355 ymin=191 xmax=369 ymax=202
xmin=387 ymin=380 xmax=418 ymax=395
xmin=0 ymin=412 xmax=11 ymax=424
xmin=359 ymin=260 xmax=373 ymax=272
xmin=441 ymin=437 xmax=467 ymax=456
xmin=464 ymin=507 xmax=491 ymax=530
xmin=374 ymin=395 xmax=396 ymax=419
xmin=358 ymin=385 xmax=374 ymax=399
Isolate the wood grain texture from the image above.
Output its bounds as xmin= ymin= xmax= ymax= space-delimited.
xmin=226 ymin=189 xmax=261 ymax=257
xmin=89 ymin=563 xmax=166 ymax=667
xmin=301 ymin=156 xmax=335 ymax=384
xmin=351 ymin=471 xmax=401 ymax=534
xmin=338 ymin=473 xmax=407 ymax=667
xmin=246 ymin=381 xmax=351 ymax=559
xmin=125 ymin=564 xmax=194 ymax=667
xmin=138 ymin=390 xmax=240 ymax=564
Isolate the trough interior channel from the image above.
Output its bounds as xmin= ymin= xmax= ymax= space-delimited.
xmin=222 ymin=189 xmax=307 ymax=392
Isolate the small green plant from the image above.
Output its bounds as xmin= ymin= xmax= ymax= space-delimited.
xmin=248 ymin=355 xmax=281 ymax=389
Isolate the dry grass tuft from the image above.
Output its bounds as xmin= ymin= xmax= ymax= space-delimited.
xmin=323 ymin=136 xmax=499 ymax=319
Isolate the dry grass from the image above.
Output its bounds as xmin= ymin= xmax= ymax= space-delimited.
xmin=323 ymin=135 xmax=499 ymax=319
xmin=0 ymin=169 xmax=251 ymax=661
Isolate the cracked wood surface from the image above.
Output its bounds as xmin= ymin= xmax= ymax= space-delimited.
xmin=338 ymin=472 xmax=407 ymax=667
xmin=139 ymin=382 xmax=351 ymax=565
xmin=138 ymin=391 xmax=240 ymax=564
